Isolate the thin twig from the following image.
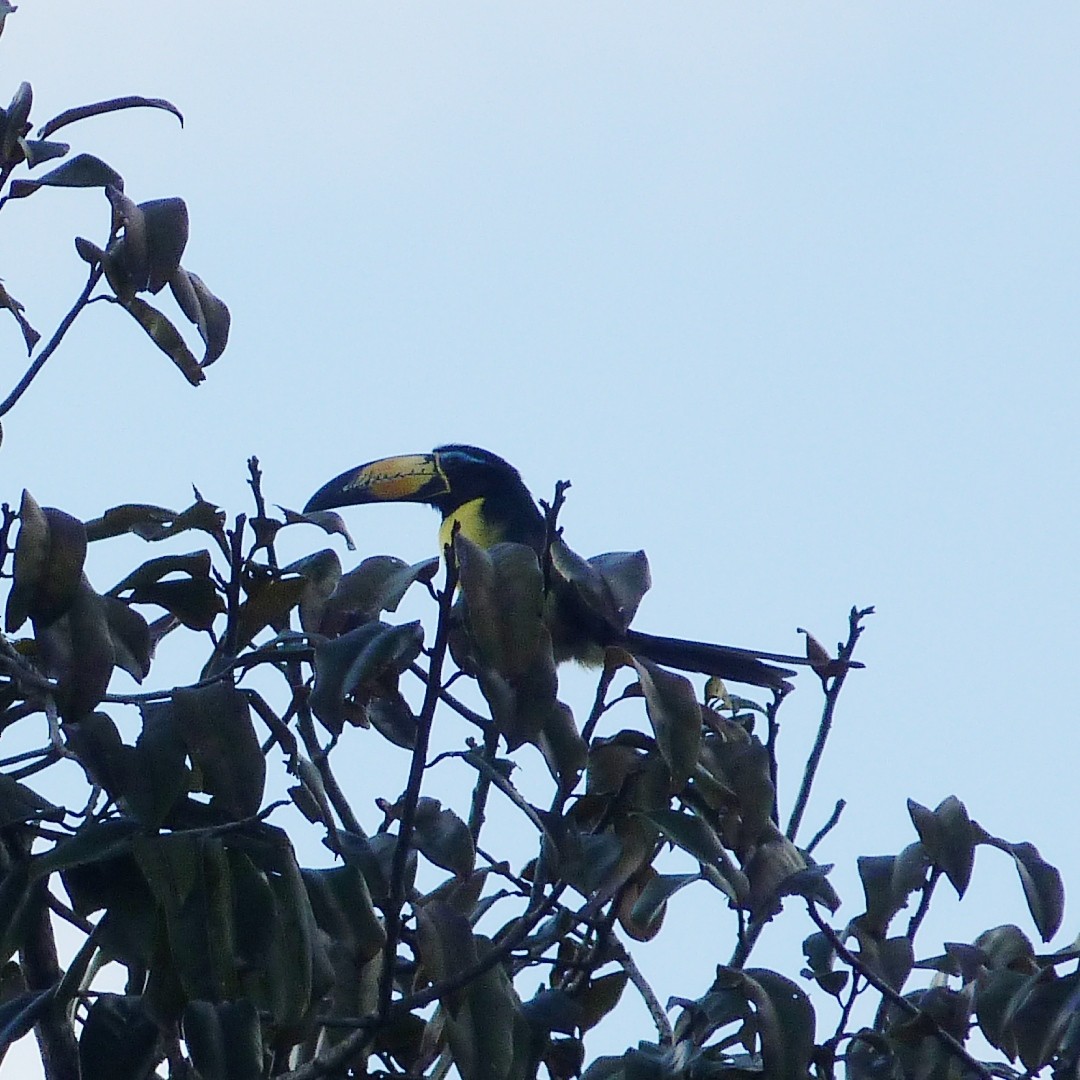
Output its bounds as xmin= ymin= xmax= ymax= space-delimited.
xmin=806 ymin=799 xmax=847 ymax=855
xmin=785 ymin=606 xmax=873 ymax=843
xmin=0 ymin=263 xmax=104 ymax=418
xmin=607 ymin=938 xmax=674 ymax=1045
xmin=377 ymin=545 xmax=460 ymax=1019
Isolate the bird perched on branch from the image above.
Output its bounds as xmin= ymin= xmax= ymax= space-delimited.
xmin=305 ymin=444 xmax=817 ymax=691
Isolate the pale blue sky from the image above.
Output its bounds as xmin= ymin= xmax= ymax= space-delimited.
xmin=3 ymin=3 xmax=1079 ymax=1071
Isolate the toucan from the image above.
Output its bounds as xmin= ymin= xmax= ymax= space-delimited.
xmin=304 ymin=444 xmax=815 ymax=691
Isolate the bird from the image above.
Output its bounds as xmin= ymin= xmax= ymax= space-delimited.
xmin=304 ymin=444 xmax=816 ymax=691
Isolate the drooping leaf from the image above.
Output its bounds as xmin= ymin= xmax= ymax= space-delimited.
xmin=78 ymin=994 xmax=160 ymax=1080
xmin=6 ymin=153 xmax=123 ymax=199
xmin=0 ymin=280 xmax=39 ymax=352
xmin=616 ymin=654 xmax=700 ymax=792
xmin=410 ymin=798 xmax=476 ymax=878
xmin=119 ymin=296 xmax=204 ymax=385
xmin=1 ymin=81 xmax=31 ymax=162
xmin=182 ymin=999 xmax=263 ymax=1080
xmin=908 ymin=796 xmax=975 ymax=898
xmin=128 ymin=700 xmax=189 ymax=829
xmin=173 ymin=682 xmax=265 ymax=820
xmin=32 ymin=817 xmax=141 ymax=879
xmin=310 ymin=620 xmax=424 ymax=735
xmin=301 ymin=865 xmax=386 ymax=963
xmin=169 ymin=268 xmax=230 ymax=364
xmin=1008 ymin=842 xmax=1064 ymax=943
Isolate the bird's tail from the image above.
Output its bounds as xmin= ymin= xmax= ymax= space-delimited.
xmin=624 ymin=629 xmax=802 ymax=692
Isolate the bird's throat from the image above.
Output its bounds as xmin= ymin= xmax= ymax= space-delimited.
xmin=439 ymin=496 xmax=495 ymax=551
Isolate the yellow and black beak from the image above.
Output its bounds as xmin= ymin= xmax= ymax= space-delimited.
xmin=304 ymin=453 xmax=450 ymax=514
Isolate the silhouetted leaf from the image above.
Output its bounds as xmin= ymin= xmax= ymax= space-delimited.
xmin=169 ymin=268 xmax=230 ymax=364
xmin=0 ymin=280 xmax=39 ymax=352
xmin=1008 ymin=842 xmax=1064 ymax=942
xmin=310 ymin=620 xmax=424 ymax=735
xmin=37 ymin=95 xmax=182 ymax=139
xmin=908 ymin=796 xmax=975 ymax=898
xmin=1 ymin=81 xmax=31 ymax=163
xmin=7 ymin=153 xmax=123 ymax=199
xmin=85 ymin=503 xmax=178 ymax=542
xmin=411 ymin=798 xmax=476 ymax=877
xmin=128 ymin=577 xmax=223 ymax=631
xmin=120 ymin=296 xmax=204 ymax=384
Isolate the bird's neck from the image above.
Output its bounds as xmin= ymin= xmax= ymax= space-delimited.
xmin=439 ymin=498 xmax=489 ymax=551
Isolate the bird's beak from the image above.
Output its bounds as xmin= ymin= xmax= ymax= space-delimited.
xmin=304 ymin=453 xmax=449 ymax=513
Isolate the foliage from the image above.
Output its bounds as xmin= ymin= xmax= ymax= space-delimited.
xmin=0 ymin=10 xmax=1073 ymax=1080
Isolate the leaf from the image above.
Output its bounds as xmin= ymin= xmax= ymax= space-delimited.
xmin=37 ymin=95 xmax=184 ymax=139
xmin=281 ymin=548 xmax=342 ymax=633
xmin=6 ymin=496 xmax=87 ymax=632
xmin=173 ymin=682 xmax=265 ymax=820
xmin=645 ymin=807 xmax=726 ymax=866
xmin=169 ymin=268 xmax=230 ymax=364
xmin=627 ymin=872 xmax=698 ymax=932
xmin=32 ymin=817 xmax=141 ymax=879
xmin=232 ymin=573 xmax=307 ymax=651
xmin=20 ymin=138 xmax=68 ymax=168
xmin=310 ymin=620 xmax=424 ymax=735
xmin=128 ymin=700 xmax=189 ymax=829
xmin=101 ymin=594 xmax=151 ymax=681
xmin=182 ymin=1000 xmax=262 ymax=1080
xmin=301 ymin=865 xmax=386 ymax=963
xmin=138 ymin=197 xmax=188 ymax=293
xmin=577 ymin=972 xmax=629 ymax=1033
xmin=6 ymin=153 xmax=123 ymax=199
xmin=0 ymin=280 xmax=39 ymax=353
xmin=281 ymin=506 xmax=355 ymax=552
xmin=1 ymin=81 xmax=31 ymax=163
xmin=908 ymin=796 xmax=975 ymax=898
xmin=5 ymin=490 xmax=49 ymax=632
xmin=78 ymin=995 xmax=160 ymax=1080
xmin=1008 ymin=842 xmax=1064 ymax=943
xmin=119 ymin=296 xmax=204 ymax=385
xmin=129 ymin=577 xmax=224 ymax=631
xmin=317 ymin=554 xmax=438 ymax=632
xmin=742 ymin=968 xmax=816 ymax=1080
xmin=619 ymin=655 xmax=701 ymax=792
xmin=109 ymin=550 xmax=214 ymax=593
xmin=411 ymin=798 xmax=476 ymax=877
xmin=85 ymin=503 xmax=178 ymax=542
xmin=0 ymin=773 xmax=61 ymax=829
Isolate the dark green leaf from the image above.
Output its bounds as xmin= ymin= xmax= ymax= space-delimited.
xmin=302 ymin=865 xmax=387 ymax=963
xmin=182 ymin=999 xmax=262 ymax=1080
xmin=411 ymin=798 xmax=475 ymax=877
xmin=32 ymin=818 xmax=141 ymax=879
xmin=173 ymin=682 xmax=265 ymax=819
xmin=78 ymin=994 xmax=159 ymax=1080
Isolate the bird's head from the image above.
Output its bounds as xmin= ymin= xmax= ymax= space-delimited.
xmin=304 ymin=444 xmax=545 ymax=551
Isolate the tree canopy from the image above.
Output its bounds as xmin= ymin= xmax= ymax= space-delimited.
xmin=0 ymin=10 xmax=1072 ymax=1080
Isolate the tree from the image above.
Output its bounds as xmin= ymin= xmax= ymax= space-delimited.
xmin=0 ymin=10 xmax=1071 ymax=1080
